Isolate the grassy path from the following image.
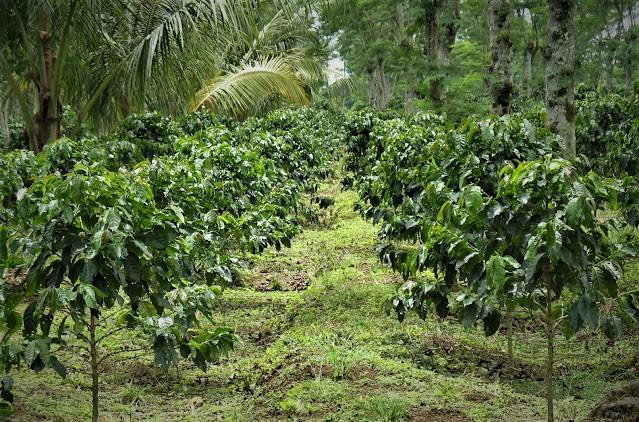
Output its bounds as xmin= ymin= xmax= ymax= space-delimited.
xmin=10 ymin=180 xmax=639 ymax=421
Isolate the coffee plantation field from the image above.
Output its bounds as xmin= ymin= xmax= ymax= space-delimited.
xmin=2 ymin=3 xmax=639 ymax=419
xmin=1 ymin=96 xmax=639 ymax=421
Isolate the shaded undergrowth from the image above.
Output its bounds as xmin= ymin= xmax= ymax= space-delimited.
xmin=8 ymin=178 xmax=639 ymax=421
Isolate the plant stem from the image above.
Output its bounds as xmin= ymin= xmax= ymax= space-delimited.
xmin=506 ymin=309 xmax=514 ymax=369
xmin=545 ymin=268 xmax=554 ymax=422
xmin=89 ymin=310 xmax=99 ymax=422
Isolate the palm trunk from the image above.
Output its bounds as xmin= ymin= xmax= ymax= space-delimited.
xmin=488 ymin=0 xmax=514 ymax=115
xmin=545 ymin=0 xmax=576 ymax=159
xmin=1 ymin=102 xmax=9 ymax=149
xmin=35 ymin=12 xmax=61 ymax=153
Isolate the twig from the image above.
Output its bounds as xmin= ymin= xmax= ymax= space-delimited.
xmin=97 ymin=346 xmax=150 ymax=366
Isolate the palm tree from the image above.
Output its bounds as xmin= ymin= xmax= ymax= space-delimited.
xmin=194 ymin=0 xmax=328 ymax=117
xmin=0 ymin=0 xmax=327 ymax=152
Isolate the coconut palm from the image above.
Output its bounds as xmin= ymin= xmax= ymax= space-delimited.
xmin=194 ymin=0 xmax=328 ymax=118
xmin=0 ymin=0 xmax=327 ymax=152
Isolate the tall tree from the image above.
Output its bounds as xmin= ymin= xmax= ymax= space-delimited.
xmin=513 ymin=1 xmax=545 ymax=99
xmin=0 ymin=0 xmax=326 ymax=151
xmin=422 ymin=0 xmax=444 ymax=107
xmin=545 ymin=0 xmax=576 ymax=160
xmin=488 ymin=0 xmax=514 ymax=115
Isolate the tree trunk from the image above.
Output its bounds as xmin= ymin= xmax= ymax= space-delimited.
xmin=439 ymin=0 xmax=460 ymax=64
xmin=488 ymin=0 xmax=513 ymax=115
xmin=545 ymin=0 xmax=576 ymax=159
xmin=424 ymin=0 xmax=443 ymax=108
xmin=368 ymin=62 xmax=391 ymax=111
xmin=521 ymin=42 xmax=534 ymax=98
xmin=624 ymin=33 xmax=636 ymax=93
xmin=424 ymin=1 xmax=440 ymax=60
xmin=397 ymin=2 xmax=405 ymax=33
xmin=545 ymin=268 xmax=555 ymax=422
xmin=606 ymin=51 xmax=615 ymax=93
xmin=34 ymin=12 xmax=61 ymax=153
xmin=405 ymin=86 xmax=416 ymax=114
xmin=506 ymin=309 xmax=514 ymax=368
xmin=89 ymin=310 xmax=99 ymax=422
xmin=1 ymin=102 xmax=10 ymax=149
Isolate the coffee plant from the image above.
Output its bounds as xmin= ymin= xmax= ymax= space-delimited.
xmin=576 ymin=91 xmax=639 ymax=224
xmin=345 ymin=110 xmax=639 ymax=421
xmin=0 ymin=107 xmax=339 ymax=420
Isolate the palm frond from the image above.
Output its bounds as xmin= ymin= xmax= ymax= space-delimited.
xmin=320 ymin=74 xmax=366 ymax=104
xmin=193 ymin=56 xmax=310 ymax=118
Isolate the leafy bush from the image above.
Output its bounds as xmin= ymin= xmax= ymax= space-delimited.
xmin=0 ymin=106 xmax=341 ymax=418
xmin=345 ymin=110 xmax=638 ymax=421
xmin=576 ymin=91 xmax=639 ymax=224
xmin=179 ymin=109 xmax=237 ymax=135
xmin=114 ymin=112 xmax=185 ymax=158
xmin=0 ymin=119 xmax=29 ymax=151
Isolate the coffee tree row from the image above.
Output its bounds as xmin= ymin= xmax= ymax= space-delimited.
xmin=344 ymin=109 xmax=639 ymax=421
xmin=0 ymin=107 xmax=341 ymax=420
xmin=575 ymin=89 xmax=639 ymax=225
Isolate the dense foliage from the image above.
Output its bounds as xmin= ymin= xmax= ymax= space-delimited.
xmin=576 ymin=90 xmax=639 ymax=225
xmin=0 ymin=107 xmax=340 ymax=418
xmin=321 ymin=0 xmax=639 ymax=117
xmin=344 ymin=106 xmax=639 ymax=420
xmin=346 ymin=107 xmax=638 ymax=330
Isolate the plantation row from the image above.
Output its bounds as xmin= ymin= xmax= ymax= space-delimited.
xmin=343 ymin=93 xmax=639 ymax=418
xmin=0 ymin=107 xmax=342 ymax=417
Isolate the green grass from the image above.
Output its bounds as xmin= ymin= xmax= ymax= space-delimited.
xmin=8 ymin=180 xmax=639 ymax=421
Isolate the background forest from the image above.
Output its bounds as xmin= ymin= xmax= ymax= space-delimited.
xmin=321 ymin=0 xmax=639 ymax=119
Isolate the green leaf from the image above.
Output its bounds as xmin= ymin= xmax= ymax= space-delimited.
xmin=487 ymin=202 xmax=503 ymax=219
xmin=26 ymin=250 xmax=50 ymax=295
xmin=87 ymin=230 xmax=104 ymax=259
xmin=1 ymin=375 xmax=14 ymax=404
xmin=483 ymin=309 xmax=502 ymax=336
xmin=78 ymin=283 xmax=98 ymax=309
xmin=36 ymin=338 xmax=50 ymax=366
xmin=104 ymin=208 xmax=121 ymax=231
xmin=80 ymin=259 xmax=98 ymax=284
xmin=565 ymin=198 xmax=583 ymax=227
xmin=601 ymin=316 xmax=623 ymax=340
xmin=0 ymin=400 xmax=13 ymax=417
xmin=461 ymin=302 xmax=480 ymax=328
xmin=23 ymin=303 xmax=37 ymax=338
xmin=153 ymin=336 xmax=178 ymax=371
xmin=576 ymin=295 xmax=599 ymax=329
xmin=3 ymin=311 xmax=22 ymax=337
xmin=599 ymin=261 xmax=620 ymax=297
xmin=486 ymin=255 xmax=506 ymax=292
xmin=456 ymin=251 xmax=478 ymax=270
xmin=464 ymin=186 xmax=484 ymax=214
xmin=49 ymin=356 xmax=67 ymax=379
xmin=0 ymin=226 xmax=7 ymax=266
xmin=125 ymin=255 xmax=142 ymax=283
xmin=214 ymin=266 xmax=233 ymax=284
xmin=437 ymin=201 xmax=452 ymax=222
